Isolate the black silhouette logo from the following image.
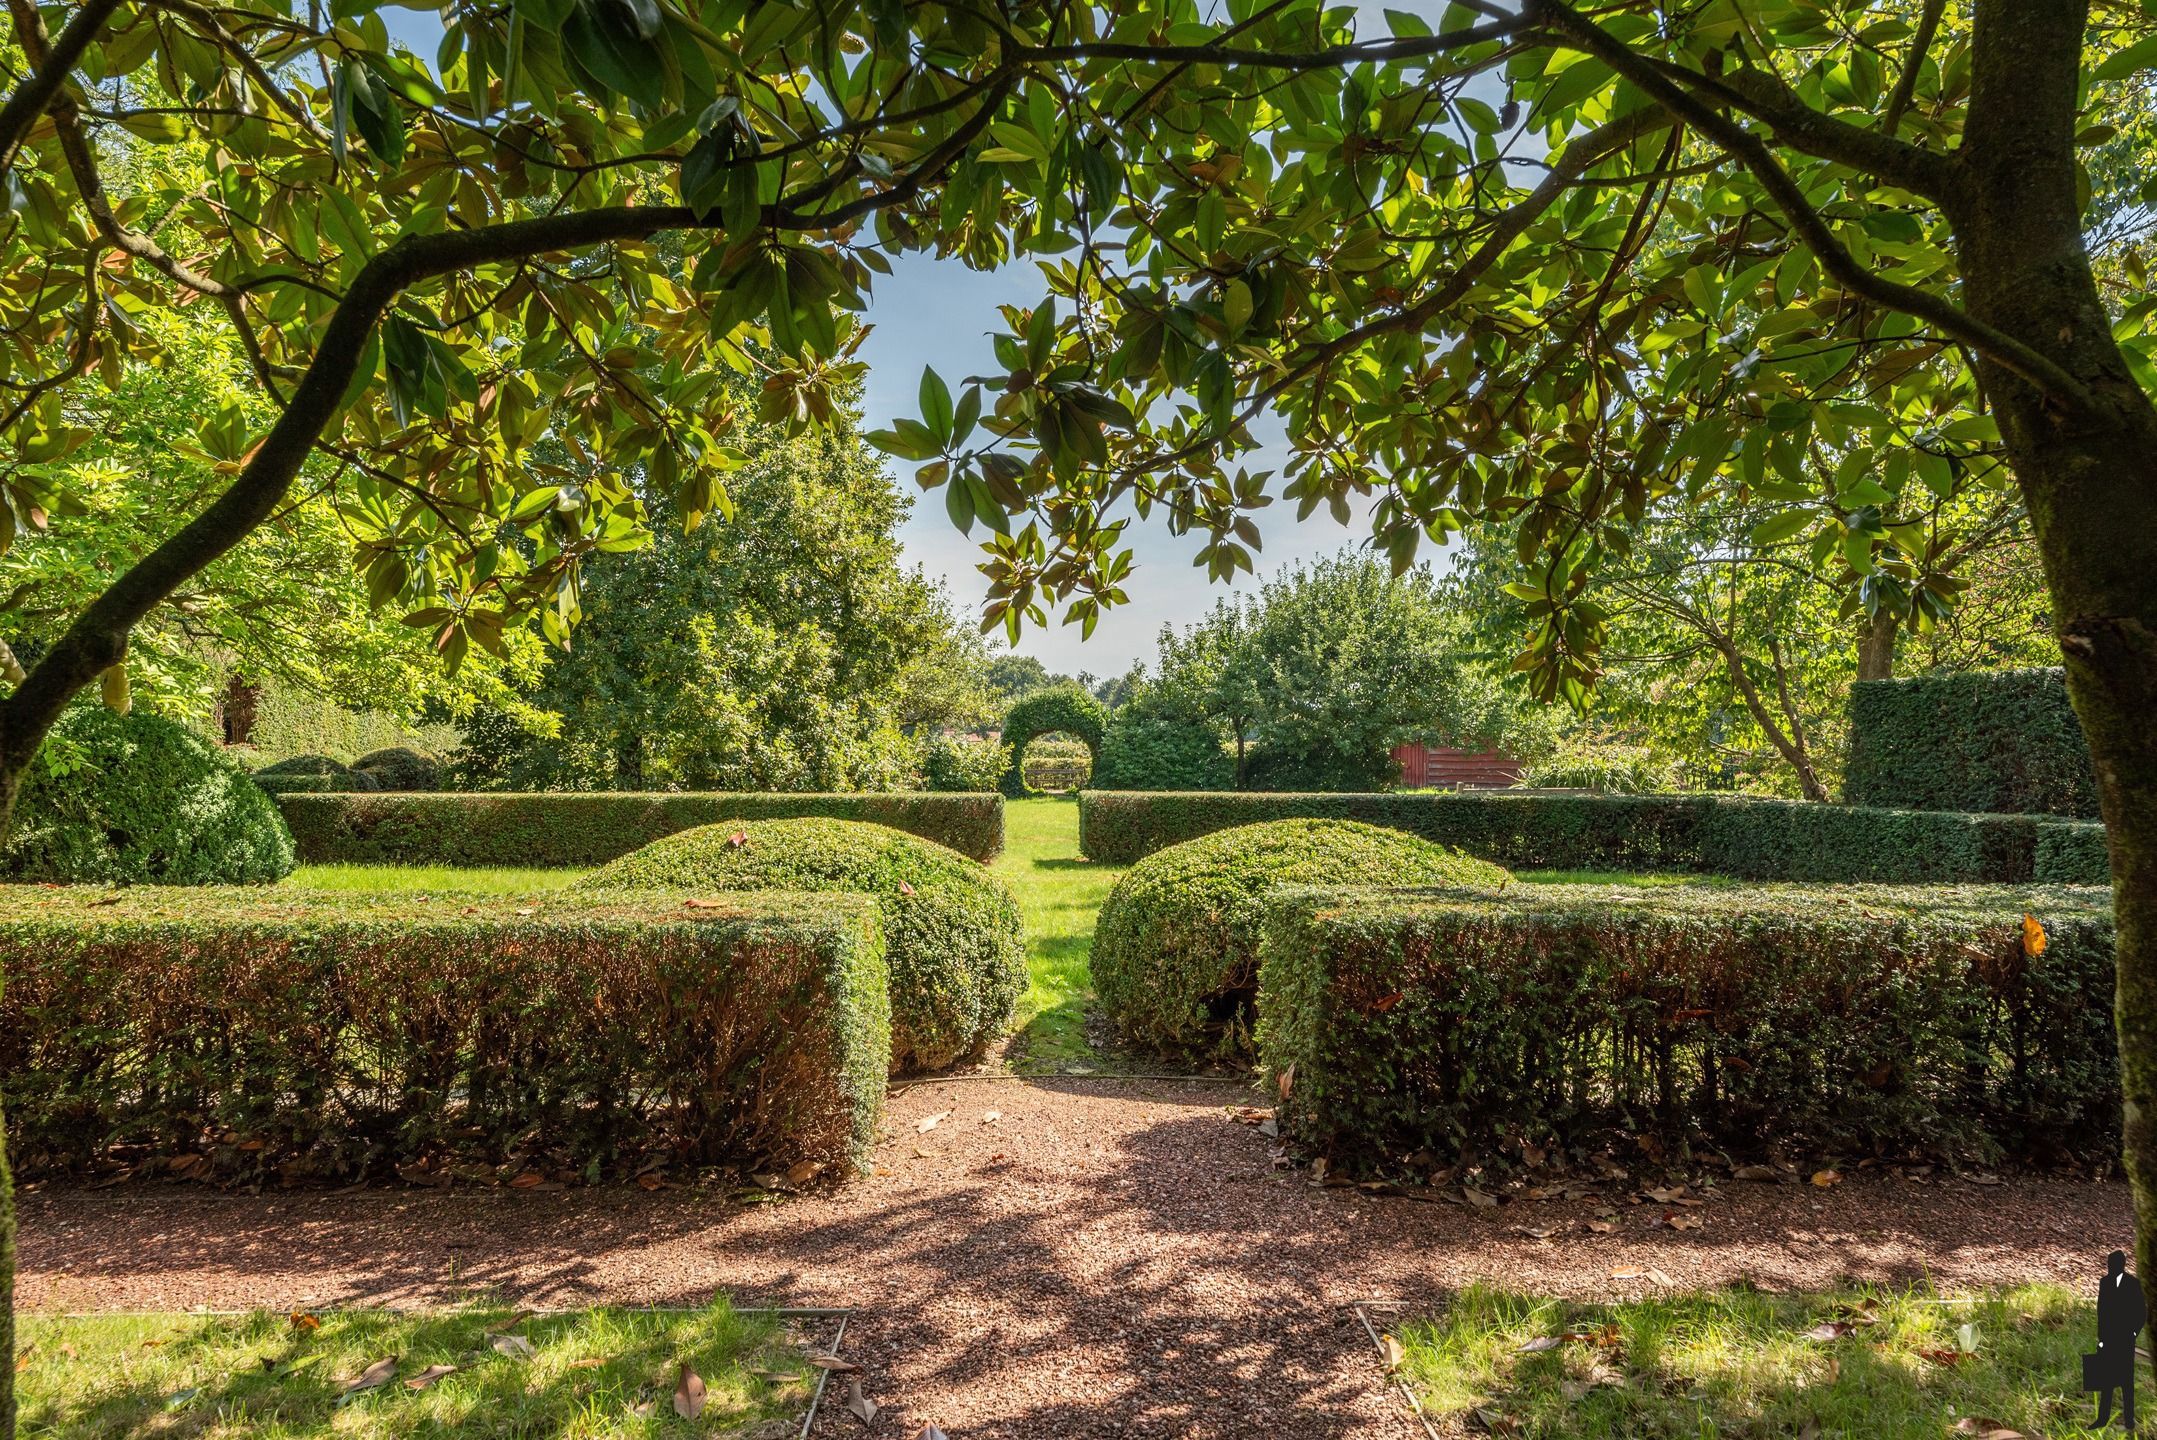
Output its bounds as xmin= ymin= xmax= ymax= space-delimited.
xmin=2087 ymin=1249 xmax=2146 ymax=1430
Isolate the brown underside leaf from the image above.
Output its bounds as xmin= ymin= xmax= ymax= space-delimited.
xmin=674 ymin=1361 xmax=707 ymax=1419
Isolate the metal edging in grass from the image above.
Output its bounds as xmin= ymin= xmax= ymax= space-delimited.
xmin=798 ymin=1309 xmax=851 ymax=1440
xmin=1350 ymin=1301 xmax=1440 ymax=1440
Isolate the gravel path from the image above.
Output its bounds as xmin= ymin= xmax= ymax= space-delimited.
xmin=17 ymin=1076 xmax=2132 ymax=1438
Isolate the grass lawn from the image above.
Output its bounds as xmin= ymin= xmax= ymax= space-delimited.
xmin=286 ymin=864 xmax=584 ymax=893
xmin=16 ymin=1302 xmax=814 ymax=1439
xmin=1394 ymin=1282 xmax=2114 ymax=1439
xmin=991 ymin=795 xmax=1124 ymax=1068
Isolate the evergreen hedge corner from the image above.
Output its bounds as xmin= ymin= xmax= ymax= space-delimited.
xmin=0 ymin=889 xmax=891 ymax=1182
xmin=1257 ymin=882 xmax=2119 ymax=1174
xmin=1845 ymin=667 xmax=2100 ymax=818
xmin=999 ymin=685 xmax=1108 ymax=797
xmin=4 ymin=707 xmax=296 ymax=885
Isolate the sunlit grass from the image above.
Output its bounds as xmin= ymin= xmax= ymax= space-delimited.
xmin=17 ymin=1302 xmax=812 ymax=1439
xmin=1395 ymin=1282 xmax=2115 ymax=1439
xmin=286 ymin=864 xmax=585 ymax=894
xmin=1518 ymin=869 xmax=1731 ymax=888
xmin=991 ymin=796 xmax=1123 ymax=1068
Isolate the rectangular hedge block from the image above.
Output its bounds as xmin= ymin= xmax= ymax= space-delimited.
xmin=0 ymin=888 xmax=889 ymax=1183
xmin=278 ymin=791 xmax=1005 ymax=866
xmin=1846 ymin=667 xmax=2100 ymax=818
xmin=1257 ymin=882 xmax=2118 ymax=1171
xmin=1076 ymin=789 xmax=2111 ymax=884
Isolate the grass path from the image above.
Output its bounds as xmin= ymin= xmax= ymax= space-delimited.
xmin=990 ymin=796 xmax=1124 ymax=1068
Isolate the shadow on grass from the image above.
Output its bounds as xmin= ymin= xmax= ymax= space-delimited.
xmin=18 ymin=1304 xmax=808 ymax=1439
xmin=1393 ymin=1282 xmax=2118 ymax=1440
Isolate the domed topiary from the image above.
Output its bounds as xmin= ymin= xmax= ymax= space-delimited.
xmin=351 ymin=745 xmax=442 ymax=791
xmin=250 ymin=752 xmax=377 ymax=795
xmin=576 ymin=818 xmax=1025 ymax=1071
xmin=5 ymin=707 xmax=297 ymax=884
xmin=1092 ymin=818 xmax=1511 ymax=1054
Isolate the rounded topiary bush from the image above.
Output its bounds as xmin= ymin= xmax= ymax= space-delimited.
xmin=4 ymin=707 xmax=297 ymax=884
xmin=351 ymin=745 xmax=442 ymax=791
xmin=576 ymin=818 xmax=1025 ymax=1071
xmin=1092 ymin=818 xmax=1511 ymax=1054
xmin=251 ymin=752 xmax=376 ymax=795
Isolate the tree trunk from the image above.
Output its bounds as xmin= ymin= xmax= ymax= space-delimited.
xmin=221 ymin=673 xmax=260 ymax=747
xmin=1957 ymin=0 xmax=2157 ymax=1373
xmin=1857 ymin=610 xmax=1897 ymax=682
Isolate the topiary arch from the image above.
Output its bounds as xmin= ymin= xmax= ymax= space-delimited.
xmin=1000 ymin=685 xmax=1108 ymax=797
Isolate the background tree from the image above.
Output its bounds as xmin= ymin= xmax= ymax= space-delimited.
xmin=11 ymin=0 xmax=2157 ymax=1419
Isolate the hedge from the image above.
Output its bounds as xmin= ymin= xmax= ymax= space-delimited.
xmin=1258 ymin=882 xmax=2118 ymax=1171
xmin=1846 ymin=668 xmax=2099 ymax=818
xmin=577 ymin=818 xmax=1024 ymax=1071
xmin=1076 ymin=790 xmax=2111 ymax=884
xmin=1000 ymin=686 xmax=1107 ymax=797
xmin=277 ymin=791 xmax=1005 ymax=865
xmin=350 ymin=745 xmax=443 ymax=791
xmin=1092 ymin=714 xmax=1233 ymax=791
xmin=1092 ymin=820 xmax=1510 ymax=1054
xmin=6 ymin=707 xmax=295 ymax=885
xmin=0 ymin=888 xmax=889 ymax=1183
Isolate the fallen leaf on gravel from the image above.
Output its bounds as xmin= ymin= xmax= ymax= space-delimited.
xmin=845 ymin=1376 xmax=879 ymax=1425
xmin=1733 ymin=1164 xmax=1780 ymax=1182
xmin=917 ymin=1111 xmax=950 ymax=1133
xmin=1259 ymin=1117 xmax=1279 ymax=1137
xmin=1664 ymin=1211 xmax=1703 ymax=1231
xmin=1587 ymin=1216 xmax=1618 ymax=1234
xmin=1511 ymin=1225 xmax=1556 ymax=1240
xmin=340 ymin=1357 xmax=398 ymax=1395
xmin=404 ymin=1364 xmax=457 ymax=1391
xmin=911 ymin=1145 xmax=935 ymax=1159
xmin=981 ymin=1110 xmax=1001 ymax=1124
xmin=786 ymin=1160 xmax=824 ymax=1186
xmin=803 ymin=1352 xmax=862 ymax=1374
xmin=489 ymin=1335 xmax=537 ymax=1360
xmin=508 ymin=1172 xmax=546 ymax=1189
xmin=1954 ymin=1419 xmax=2025 ymax=1439
xmin=1965 ymin=1171 xmax=2003 ymax=1185
xmin=1803 ymin=1322 xmax=1854 ymax=1342
xmin=1277 ymin=1063 xmax=1296 ymax=1100
xmin=1463 ymin=1186 xmax=1499 ymax=1209
xmin=1470 ymin=1406 xmax=1520 ymax=1434
xmin=914 ymin=1427 xmax=950 ymax=1440
xmin=1643 ymin=1187 xmax=1686 ymax=1203
xmin=1378 ymin=1334 xmax=1406 ymax=1370
xmin=674 ymin=1362 xmax=707 ymax=1419
xmin=1518 ymin=1336 xmax=1563 ymax=1353
xmin=1811 ymin=1169 xmax=1842 ymax=1188
xmin=636 ymin=1173 xmax=666 ymax=1191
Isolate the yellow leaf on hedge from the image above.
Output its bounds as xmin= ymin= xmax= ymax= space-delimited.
xmin=2022 ymin=913 xmax=2047 ymax=957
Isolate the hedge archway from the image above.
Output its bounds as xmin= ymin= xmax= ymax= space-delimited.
xmin=1000 ymin=685 xmax=1108 ymax=797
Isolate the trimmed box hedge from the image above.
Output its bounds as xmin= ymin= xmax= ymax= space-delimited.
xmin=1077 ymin=790 xmax=2111 ymax=884
xmin=578 ymin=818 xmax=1025 ymax=1072
xmin=1846 ymin=667 xmax=2099 ymax=818
xmin=277 ymin=791 xmax=1005 ymax=865
xmin=0 ymin=888 xmax=889 ymax=1183
xmin=1257 ymin=882 xmax=2118 ymax=1171
xmin=1092 ymin=819 xmax=1510 ymax=1054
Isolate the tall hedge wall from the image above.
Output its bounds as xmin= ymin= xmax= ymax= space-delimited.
xmin=1845 ymin=668 xmax=2100 ymax=818
xmin=1258 ymin=882 xmax=2118 ymax=1170
xmin=1077 ymin=789 xmax=2111 ymax=884
xmin=0 ymin=888 xmax=889 ymax=1182
xmin=277 ymin=791 xmax=1005 ymax=865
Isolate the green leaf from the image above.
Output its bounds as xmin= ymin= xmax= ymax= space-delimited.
xmin=919 ymin=366 xmax=954 ymax=444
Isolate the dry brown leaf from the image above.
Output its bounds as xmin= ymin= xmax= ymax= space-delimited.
xmin=845 ymin=1376 xmax=879 ymax=1426
xmin=1643 ymin=1186 xmax=1686 ymax=1203
xmin=981 ymin=1110 xmax=1002 ymax=1124
xmin=913 ymin=1427 xmax=951 ymax=1440
xmin=404 ymin=1363 xmax=457 ymax=1391
xmin=674 ymin=1362 xmax=707 ymax=1419
xmin=897 ymin=880 xmax=915 ymax=896
xmin=635 ymin=1173 xmax=666 ymax=1191
xmin=487 ymin=1311 xmax=532 ymax=1334
xmin=566 ymin=1358 xmax=605 ymax=1371
xmin=1277 ymin=1063 xmax=1296 ymax=1100
xmin=490 ymin=1334 xmax=537 ymax=1360
xmin=2021 ymin=913 xmax=2047 ymax=956
xmin=916 ymin=1110 xmax=950 ymax=1133
xmin=1803 ymin=1321 xmax=1854 ymax=1342
xmin=1378 ymin=1334 xmax=1406 ymax=1370
xmin=1587 ymin=1216 xmax=1618 ymax=1234
xmin=1954 ymin=1419 xmax=2025 ymax=1439
xmin=1463 ymin=1186 xmax=1499 ymax=1209
xmin=1511 ymin=1225 xmax=1556 ymax=1240
xmin=341 ymin=1357 xmax=398 ymax=1395
xmin=1665 ymin=1212 xmax=1703 ymax=1232
xmin=13 ymin=1345 xmax=33 ymax=1374
xmin=508 ymin=1172 xmax=545 ymax=1189
xmin=726 ymin=829 xmax=749 ymax=849
xmin=786 ymin=1160 xmax=825 ymax=1186
xmin=289 ymin=1312 xmax=322 ymax=1333
xmin=683 ymin=897 xmax=730 ymax=909
xmin=1810 ymin=1169 xmax=1842 ymax=1188
xmin=1518 ymin=1335 xmax=1563 ymax=1353
xmin=1733 ymin=1164 xmax=1779 ymax=1182
xmin=803 ymin=1352 xmax=862 ymax=1373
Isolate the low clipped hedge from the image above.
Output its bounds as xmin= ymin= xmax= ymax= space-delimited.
xmin=351 ymin=745 xmax=443 ymax=791
xmin=1258 ymin=882 xmax=2118 ymax=1171
xmin=1077 ymin=790 xmax=2111 ymax=884
xmin=577 ymin=819 xmax=1024 ymax=1072
xmin=0 ymin=888 xmax=889 ymax=1182
xmin=277 ymin=791 xmax=1005 ymax=865
xmin=1093 ymin=820 xmax=1512 ymax=1054
xmin=6 ymin=707 xmax=295 ymax=884
xmin=252 ymin=753 xmax=379 ymax=796
xmin=1846 ymin=668 xmax=2098 ymax=818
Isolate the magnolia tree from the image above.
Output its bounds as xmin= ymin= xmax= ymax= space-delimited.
xmin=4 ymin=0 xmax=2157 ymax=1424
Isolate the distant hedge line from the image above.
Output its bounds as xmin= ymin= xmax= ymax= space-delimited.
xmin=1077 ymin=790 xmax=2111 ymax=884
xmin=277 ymin=791 xmax=1005 ymax=865
xmin=0 ymin=889 xmax=889 ymax=1183
xmin=1846 ymin=668 xmax=2099 ymax=818
xmin=1259 ymin=882 xmax=2118 ymax=1169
